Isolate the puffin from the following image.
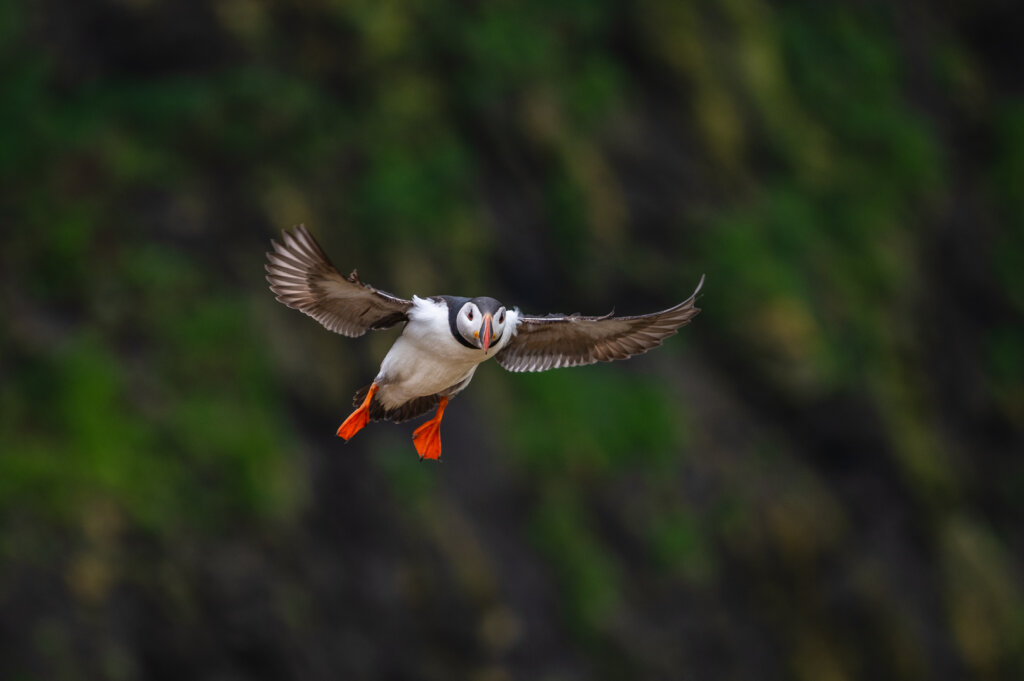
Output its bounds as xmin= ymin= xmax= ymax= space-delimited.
xmin=266 ymin=225 xmax=703 ymax=460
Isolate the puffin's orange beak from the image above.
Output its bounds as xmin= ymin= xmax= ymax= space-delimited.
xmin=481 ymin=314 xmax=492 ymax=351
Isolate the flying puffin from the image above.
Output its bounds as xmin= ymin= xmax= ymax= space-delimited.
xmin=266 ymin=225 xmax=703 ymax=460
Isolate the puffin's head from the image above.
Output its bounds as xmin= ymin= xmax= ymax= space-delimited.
xmin=456 ymin=297 xmax=508 ymax=352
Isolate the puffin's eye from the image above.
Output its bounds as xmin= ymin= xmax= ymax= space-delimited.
xmin=467 ymin=309 xmax=474 ymax=321
xmin=499 ymin=311 xmax=505 ymax=324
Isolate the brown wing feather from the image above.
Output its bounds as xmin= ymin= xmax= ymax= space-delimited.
xmin=495 ymin=276 xmax=704 ymax=373
xmin=265 ymin=225 xmax=412 ymax=336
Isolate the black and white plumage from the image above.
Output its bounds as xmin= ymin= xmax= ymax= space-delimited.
xmin=266 ymin=225 xmax=703 ymax=459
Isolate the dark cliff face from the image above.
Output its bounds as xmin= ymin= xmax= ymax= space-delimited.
xmin=2 ymin=1 xmax=1023 ymax=679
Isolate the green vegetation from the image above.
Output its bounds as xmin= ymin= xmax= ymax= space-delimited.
xmin=1 ymin=1 xmax=1022 ymax=679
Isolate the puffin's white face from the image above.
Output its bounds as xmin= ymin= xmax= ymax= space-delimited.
xmin=457 ymin=298 xmax=507 ymax=351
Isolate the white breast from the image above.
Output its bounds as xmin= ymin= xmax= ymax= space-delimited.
xmin=373 ymin=296 xmax=518 ymax=409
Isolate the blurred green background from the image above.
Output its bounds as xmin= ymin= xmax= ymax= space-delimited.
xmin=2 ymin=0 xmax=1023 ymax=679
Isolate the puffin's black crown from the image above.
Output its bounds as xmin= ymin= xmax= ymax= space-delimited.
xmin=467 ymin=296 xmax=505 ymax=315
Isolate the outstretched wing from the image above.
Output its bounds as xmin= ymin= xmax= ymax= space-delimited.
xmin=495 ymin=276 xmax=704 ymax=373
xmin=265 ymin=225 xmax=413 ymax=336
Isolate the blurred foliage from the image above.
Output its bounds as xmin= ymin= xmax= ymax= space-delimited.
xmin=1 ymin=0 xmax=1023 ymax=679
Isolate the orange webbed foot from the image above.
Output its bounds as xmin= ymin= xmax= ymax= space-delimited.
xmin=412 ymin=420 xmax=442 ymax=460
xmin=412 ymin=397 xmax=448 ymax=461
xmin=337 ymin=383 xmax=378 ymax=441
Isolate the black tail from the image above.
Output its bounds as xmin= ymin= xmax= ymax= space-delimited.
xmin=352 ymin=384 xmax=442 ymax=423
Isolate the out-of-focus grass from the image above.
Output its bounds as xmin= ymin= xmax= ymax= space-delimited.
xmin=1 ymin=270 xmax=302 ymax=535
xmin=509 ymin=369 xmax=682 ymax=476
xmin=1 ymin=0 xmax=1022 ymax=677
xmin=531 ymin=482 xmax=621 ymax=638
xmin=992 ymin=102 xmax=1024 ymax=314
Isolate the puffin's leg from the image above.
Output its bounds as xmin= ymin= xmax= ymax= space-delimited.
xmin=337 ymin=383 xmax=378 ymax=440
xmin=412 ymin=396 xmax=449 ymax=461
